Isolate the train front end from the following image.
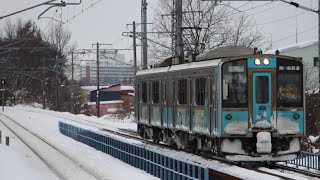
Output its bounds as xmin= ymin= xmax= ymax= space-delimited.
xmin=220 ymin=55 xmax=305 ymax=161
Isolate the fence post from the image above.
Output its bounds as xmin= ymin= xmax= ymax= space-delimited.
xmin=5 ymin=136 xmax=9 ymax=146
xmin=0 ymin=130 xmax=2 ymax=144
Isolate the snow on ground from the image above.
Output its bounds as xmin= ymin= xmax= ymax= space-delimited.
xmin=308 ymin=135 xmax=320 ymax=144
xmin=0 ymin=121 xmax=59 ymax=180
xmin=0 ymin=106 xmax=157 ymax=180
xmin=0 ymin=105 xmax=318 ymax=180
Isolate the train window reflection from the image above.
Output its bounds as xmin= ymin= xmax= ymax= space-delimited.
xmin=278 ymin=74 xmax=302 ymax=107
xmin=222 ymin=60 xmax=247 ymax=108
xmin=277 ymin=59 xmax=303 ymax=107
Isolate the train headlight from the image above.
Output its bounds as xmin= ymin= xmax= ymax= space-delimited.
xmin=254 ymin=58 xmax=261 ymax=66
xmin=293 ymin=114 xmax=300 ymax=120
xmin=263 ymin=58 xmax=270 ymax=65
xmin=226 ymin=114 xmax=232 ymax=120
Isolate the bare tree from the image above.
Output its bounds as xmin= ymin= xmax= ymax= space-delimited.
xmin=149 ymin=0 xmax=270 ymax=63
xmin=304 ymin=63 xmax=318 ymax=93
xmin=44 ymin=24 xmax=72 ymax=57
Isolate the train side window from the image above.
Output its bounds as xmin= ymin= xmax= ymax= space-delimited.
xmin=178 ymin=79 xmax=187 ymax=105
xmin=194 ymin=78 xmax=207 ymax=106
xmin=162 ymin=81 xmax=166 ymax=104
xmin=210 ymin=76 xmax=215 ymax=106
xmin=152 ymin=81 xmax=160 ymax=104
xmin=135 ymin=83 xmax=139 ymax=103
xmin=142 ymin=82 xmax=148 ymax=103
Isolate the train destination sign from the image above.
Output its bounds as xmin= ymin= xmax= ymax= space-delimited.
xmin=228 ymin=66 xmax=244 ymax=72
xmin=278 ymin=66 xmax=301 ymax=71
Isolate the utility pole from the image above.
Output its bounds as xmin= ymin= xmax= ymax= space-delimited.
xmin=168 ymin=0 xmax=201 ymax=64
xmin=141 ymin=0 xmax=148 ymax=69
xmin=55 ymin=55 xmax=59 ymax=110
xmin=42 ymin=58 xmax=46 ymax=110
xmin=133 ymin=21 xmax=137 ymax=74
xmin=71 ymin=52 xmax=74 ymax=114
xmin=175 ymin=0 xmax=184 ymax=64
xmin=96 ymin=42 xmax=100 ymax=117
xmin=318 ymin=0 xmax=320 ymax=101
xmin=92 ymin=43 xmax=112 ymax=117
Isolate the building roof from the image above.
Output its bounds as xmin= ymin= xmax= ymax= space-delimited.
xmin=81 ymin=86 xmax=110 ymax=91
xmin=81 ymin=84 xmax=134 ymax=92
xmin=121 ymin=86 xmax=134 ymax=91
xmin=266 ymin=40 xmax=318 ymax=54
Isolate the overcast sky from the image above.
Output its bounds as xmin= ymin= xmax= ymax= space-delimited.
xmin=0 ymin=0 xmax=318 ymax=64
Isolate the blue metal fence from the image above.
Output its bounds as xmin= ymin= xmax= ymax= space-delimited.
xmin=59 ymin=122 xmax=210 ymax=180
xmin=286 ymin=151 xmax=320 ymax=171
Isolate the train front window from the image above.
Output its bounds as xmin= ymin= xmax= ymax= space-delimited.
xmin=222 ymin=59 xmax=247 ymax=108
xmin=277 ymin=60 xmax=303 ymax=107
xmin=256 ymin=76 xmax=269 ymax=104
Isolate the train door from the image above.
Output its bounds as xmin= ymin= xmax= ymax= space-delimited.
xmin=135 ymin=83 xmax=139 ymax=122
xmin=161 ymin=80 xmax=168 ymax=128
xmin=191 ymin=76 xmax=210 ymax=134
xmin=167 ymin=78 xmax=174 ymax=129
xmin=175 ymin=78 xmax=190 ymax=131
xmin=252 ymin=72 xmax=273 ymax=128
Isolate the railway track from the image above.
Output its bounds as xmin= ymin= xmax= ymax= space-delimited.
xmin=14 ymin=109 xmax=320 ymax=179
xmin=0 ymin=113 xmax=100 ymax=180
xmin=275 ymin=164 xmax=320 ymax=178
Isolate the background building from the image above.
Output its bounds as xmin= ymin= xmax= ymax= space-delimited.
xmin=81 ymin=85 xmax=134 ymax=116
xmin=79 ymin=51 xmax=135 ymax=85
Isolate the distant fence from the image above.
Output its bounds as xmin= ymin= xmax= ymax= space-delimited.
xmin=286 ymin=151 xmax=320 ymax=171
xmin=59 ymin=122 xmax=210 ymax=180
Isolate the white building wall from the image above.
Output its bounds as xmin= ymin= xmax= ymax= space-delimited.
xmin=276 ymin=41 xmax=319 ymax=90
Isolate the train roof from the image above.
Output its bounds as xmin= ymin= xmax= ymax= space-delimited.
xmin=169 ymin=59 xmax=221 ymax=71
xmin=136 ymin=66 xmax=170 ymax=76
xmin=136 ymin=46 xmax=303 ymax=76
xmin=196 ymin=46 xmax=254 ymax=61
xmin=136 ymin=59 xmax=221 ymax=76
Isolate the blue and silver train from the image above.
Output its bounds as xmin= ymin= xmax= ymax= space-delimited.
xmin=135 ymin=47 xmax=305 ymax=162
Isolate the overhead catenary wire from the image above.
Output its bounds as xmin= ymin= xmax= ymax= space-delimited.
xmin=252 ymin=11 xmax=307 ymax=26
xmin=224 ymin=1 xmax=275 ymax=16
xmin=42 ymin=8 xmax=59 ymax=32
xmin=273 ymin=24 xmax=318 ymax=44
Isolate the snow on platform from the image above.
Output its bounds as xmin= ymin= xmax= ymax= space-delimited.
xmin=0 ymin=121 xmax=59 ymax=180
xmin=0 ymin=106 xmax=157 ymax=180
xmin=0 ymin=105 xmax=317 ymax=180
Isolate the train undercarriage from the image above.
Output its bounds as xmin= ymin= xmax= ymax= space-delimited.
xmin=138 ymin=124 xmax=300 ymax=162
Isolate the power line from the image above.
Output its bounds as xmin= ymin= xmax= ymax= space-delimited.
xmin=253 ymin=2 xmax=286 ymax=16
xmin=63 ymin=0 xmax=103 ymax=24
xmin=273 ymin=25 xmax=318 ymax=44
xmin=225 ymin=1 xmax=275 ymax=16
xmin=42 ymin=8 xmax=59 ymax=32
xmin=226 ymin=1 xmax=251 ymax=13
xmin=253 ymin=11 xmax=307 ymax=26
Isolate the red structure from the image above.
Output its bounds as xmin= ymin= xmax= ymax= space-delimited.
xmin=83 ymin=84 xmax=134 ymax=116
